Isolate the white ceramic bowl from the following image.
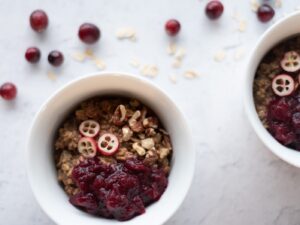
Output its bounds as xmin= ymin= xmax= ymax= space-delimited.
xmin=245 ymin=11 xmax=300 ymax=167
xmin=27 ymin=72 xmax=195 ymax=225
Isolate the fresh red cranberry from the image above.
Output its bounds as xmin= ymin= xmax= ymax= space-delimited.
xmin=30 ymin=10 xmax=48 ymax=32
xmin=0 ymin=82 xmax=17 ymax=101
xmin=25 ymin=47 xmax=41 ymax=63
xmin=78 ymin=23 xmax=101 ymax=44
xmin=48 ymin=50 xmax=64 ymax=67
xmin=205 ymin=1 xmax=224 ymax=20
xmin=257 ymin=4 xmax=275 ymax=23
xmin=165 ymin=19 xmax=181 ymax=36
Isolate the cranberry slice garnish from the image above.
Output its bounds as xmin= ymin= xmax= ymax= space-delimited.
xmin=30 ymin=9 xmax=48 ymax=32
xmin=0 ymin=82 xmax=17 ymax=101
xmin=257 ymin=4 xmax=275 ymax=23
xmin=272 ymin=74 xmax=295 ymax=97
xmin=79 ymin=120 xmax=100 ymax=138
xmin=165 ymin=19 xmax=181 ymax=36
xmin=98 ymin=133 xmax=119 ymax=156
xmin=78 ymin=137 xmax=97 ymax=158
xmin=205 ymin=1 xmax=224 ymax=20
xmin=25 ymin=47 xmax=41 ymax=63
xmin=280 ymin=51 xmax=300 ymax=72
xmin=78 ymin=23 xmax=101 ymax=44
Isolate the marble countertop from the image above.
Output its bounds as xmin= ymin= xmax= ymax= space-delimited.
xmin=1 ymin=0 xmax=300 ymax=224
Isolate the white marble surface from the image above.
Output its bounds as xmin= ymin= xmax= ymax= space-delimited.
xmin=1 ymin=0 xmax=300 ymax=224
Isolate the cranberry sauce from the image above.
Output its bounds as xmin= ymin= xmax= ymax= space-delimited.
xmin=69 ymin=157 xmax=168 ymax=221
xmin=267 ymin=92 xmax=300 ymax=150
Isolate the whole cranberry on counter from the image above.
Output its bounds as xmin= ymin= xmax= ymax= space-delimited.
xmin=78 ymin=23 xmax=101 ymax=44
xmin=0 ymin=83 xmax=17 ymax=101
xmin=165 ymin=19 xmax=181 ymax=36
xmin=30 ymin=9 xmax=48 ymax=32
xmin=48 ymin=50 xmax=64 ymax=67
xmin=25 ymin=47 xmax=41 ymax=63
xmin=205 ymin=1 xmax=224 ymax=20
xmin=257 ymin=4 xmax=275 ymax=23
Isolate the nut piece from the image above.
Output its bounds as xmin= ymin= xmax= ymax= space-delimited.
xmin=145 ymin=128 xmax=156 ymax=137
xmin=143 ymin=117 xmax=158 ymax=128
xmin=159 ymin=147 xmax=170 ymax=159
xmin=112 ymin=104 xmax=127 ymax=126
xmin=129 ymin=110 xmax=144 ymax=132
xmin=141 ymin=138 xmax=155 ymax=150
xmin=132 ymin=142 xmax=146 ymax=156
xmin=122 ymin=126 xmax=133 ymax=141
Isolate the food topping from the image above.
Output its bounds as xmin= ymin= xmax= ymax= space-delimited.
xmin=78 ymin=137 xmax=97 ymax=158
xmin=280 ymin=51 xmax=300 ymax=72
xmin=97 ymin=133 xmax=119 ymax=156
xmin=271 ymin=74 xmax=295 ymax=97
xmin=79 ymin=120 xmax=100 ymax=137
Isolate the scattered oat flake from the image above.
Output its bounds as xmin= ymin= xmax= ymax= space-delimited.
xmin=175 ymin=47 xmax=186 ymax=60
xmin=172 ymin=59 xmax=182 ymax=68
xmin=232 ymin=12 xmax=241 ymax=21
xmin=47 ymin=71 xmax=57 ymax=81
xmin=214 ymin=50 xmax=226 ymax=62
xmin=129 ymin=58 xmax=140 ymax=68
xmin=93 ymin=58 xmax=106 ymax=70
xmin=115 ymin=27 xmax=137 ymax=41
xmin=275 ymin=0 xmax=282 ymax=8
xmin=84 ymin=49 xmax=94 ymax=58
xmin=167 ymin=43 xmax=177 ymax=55
xmin=250 ymin=0 xmax=259 ymax=12
xmin=71 ymin=52 xmax=86 ymax=62
xmin=234 ymin=48 xmax=245 ymax=61
xmin=238 ymin=20 xmax=247 ymax=32
xmin=169 ymin=75 xmax=177 ymax=84
xmin=140 ymin=65 xmax=158 ymax=78
xmin=184 ymin=70 xmax=199 ymax=79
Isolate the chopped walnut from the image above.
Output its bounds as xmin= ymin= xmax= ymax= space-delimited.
xmin=98 ymin=156 xmax=117 ymax=165
xmin=122 ymin=126 xmax=133 ymax=141
xmin=162 ymin=135 xmax=172 ymax=149
xmin=132 ymin=142 xmax=146 ymax=156
xmin=159 ymin=147 xmax=170 ymax=159
xmin=143 ymin=117 xmax=158 ymax=128
xmin=153 ymin=133 xmax=162 ymax=144
xmin=129 ymin=99 xmax=140 ymax=107
xmin=141 ymin=138 xmax=155 ymax=150
xmin=115 ymin=147 xmax=134 ymax=161
xmin=145 ymin=128 xmax=156 ymax=137
xmin=111 ymin=104 xmax=127 ymax=126
xmin=129 ymin=110 xmax=144 ymax=132
xmin=144 ymin=149 xmax=159 ymax=166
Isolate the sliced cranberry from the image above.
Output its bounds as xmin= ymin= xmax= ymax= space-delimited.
xmin=78 ymin=137 xmax=97 ymax=158
xmin=165 ymin=19 xmax=181 ymax=36
xmin=280 ymin=51 xmax=300 ymax=72
xmin=257 ymin=4 xmax=275 ymax=23
xmin=205 ymin=1 xmax=224 ymax=20
xmin=97 ymin=133 xmax=119 ymax=156
xmin=271 ymin=74 xmax=295 ymax=97
xmin=0 ymin=83 xmax=17 ymax=101
xmin=25 ymin=47 xmax=41 ymax=63
xmin=48 ymin=50 xmax=64 ymax=67
xmin=79 ymin=120 xmax=100 ymax=138
xmin=30 ymin=10 xmax=48 ymax=32
xmin=78 ymin=23 xmax=101 ymax=44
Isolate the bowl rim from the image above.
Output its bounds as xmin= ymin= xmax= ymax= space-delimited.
xmin=244 ymin=11 xmax=300 ymax=167
xmin=26 ymin=71 xmax=196 ymax=225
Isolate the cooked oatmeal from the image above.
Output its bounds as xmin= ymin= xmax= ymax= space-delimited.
xmin=254 ymin=35 xmax=300 ymax=150
xmin=54 ymin=96 xmax=172 ymax=220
